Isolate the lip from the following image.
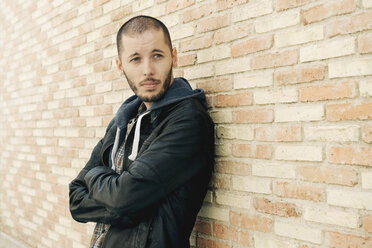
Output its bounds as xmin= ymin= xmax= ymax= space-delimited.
xmin=141 ymin=80 xmax=160 ymax=89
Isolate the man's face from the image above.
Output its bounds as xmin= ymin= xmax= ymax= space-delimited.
xmin=116 ymin=29 xmax=176 ymax=108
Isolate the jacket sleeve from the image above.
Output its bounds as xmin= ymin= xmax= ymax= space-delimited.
xmin=69 ymin=121 xmax=120 ymax=224
xmin=84 ymin=108 xmax=213 ymax=225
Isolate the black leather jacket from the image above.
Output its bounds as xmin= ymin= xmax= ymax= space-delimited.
xmin=69 ymin=78 xmax=214 ymax=247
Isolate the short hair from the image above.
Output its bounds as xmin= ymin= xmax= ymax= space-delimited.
xmin=116 ymin=15 xmax=172 ymax=57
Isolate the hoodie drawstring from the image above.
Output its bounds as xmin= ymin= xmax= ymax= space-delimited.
xmin=128 ymin=111 xmax=151 ymax=161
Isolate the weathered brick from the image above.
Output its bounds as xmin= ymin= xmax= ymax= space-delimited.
xmin=275 ymin=25 xmax=324 ymax=48
xmin=217 ymin=124 xmax=254 ymax=141
xmin=198 ymin=206 xmax=229 ymax=222
xmin=230 ymin=211 xmax=273 ymax=232
xmin=215 ymin=191 xmax=252 ymax=209
xmin=329 ymin=58 xmax=372 ymax=78
xmin=170 ymin=24 xmax=194 ymax=41
xmin=327 ymin=231 xmax=372 ymax=248
xmin=255 ymin=9 xmax=300 ymax=33
xmin=275 ymin=145 xmax=322 ymax=162
xmin=196 ymin=14 xmax=229 ymax=33
xmin=326 ymin=102 xmax=372 ymax=121
xmin=305 ymin=125 xmax=359 ymax=142
xmin=216 ymin=0 xmax=249 ymax=11
xmin=300 ymin=37 xmax=355 ymax=62
xmin=215 ymin=92 xmax=253 ymax=107
xmin=252 ymin=49 xmax=298 ymax=69
xmin=275 ymin=181 xmax=324 ymax=201
xmin=232 ymin=0 xmax=273 ymax=23
xmin=300 ymin=81 xmax=356 ymax=102
xmin=363 ymin=216 xmax=372 ymax=233
xmin=254 ymin=88 xmax=298 ymax=104
xmin=180 ymin=34 xmax=213 ymax=52
xmin=254 ymin=197 xmax=301 ymax=217
xmin=193 ymin=219 xmax=212 ymax=235
xmin=302 ymin=0 xmax=357 ymax=25
xmin=197 ymin=44 xmax=230 ymax=63
xmin=299 ymin=166 xmax=358 ymax=186
xmin=234 ymin=72 xmax=273 ymax=89
xmin=232 ymin=176 xmax=272 ymax=194
xmin=214 ymin=223 xmax=239 ymax=242
xmin=256 ymin=126 xmax=301 ymax=142
xmin=329 ymin=146 xmax=372 ymax=166
xmin=277 ymin=0 xmax=317 ymax=11
xmin=275 ymin=221 xmax=322 ymax=244
xmin=167 ymin=0 xmax=194 ymax=13
xmin=215 ymin=57 xmax=251 ymax=76
xmin=327 ymin=11 xmax=372 ymax=37
xmin=214 ymin=22 xmax=253 ymax=45
xmin=275 ymin=104 xmax=324 ymax=122
xmin=363 ymin=0 xmax=372 ymax=7
xmin=252 ymin=162 xmax=296 ymax=179
xmin=327 ymin=189 xmax=372 ymax=210
xmin=232 ymin=144 xmax=272 ymax=159
xmin=196 ymin=77 xmax=233 ymax=94
xmin=211 ymin=174 xmax=231 ymax=190
xmin=231 ymin=35 xmax=272 ymax=57
xmin=358 ymin=34 xmax=372 ymax=54
xmin=182 ymin=4 xmax=214 ymax=23
xmin=235 ymin=108 xmax=274 ymax=124
xmin=360 ymin=80 xmax=372 ymax=97
xmin=362 ymin=125 xmax=372 ymax=143
xmin=215 ymin=160 xmax=251 ymax=176
xmin=275 ymin=65 xmax=325 ymax=85
xmin=183 ymin=64 xmax=214 ymax=80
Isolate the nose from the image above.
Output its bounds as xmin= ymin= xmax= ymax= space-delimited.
xmin=143 ymin=58 xmax=154 ymax=77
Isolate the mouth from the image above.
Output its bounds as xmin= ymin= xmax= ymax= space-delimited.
xmin=141 ymin=79 xmax=160 ymax=89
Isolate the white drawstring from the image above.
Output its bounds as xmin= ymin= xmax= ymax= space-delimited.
xmin=128 ymin=111 xmax=151 ymax=161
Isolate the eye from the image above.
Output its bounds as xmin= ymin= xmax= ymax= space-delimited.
xmin=154 ymin=54 xmax=163 ymax=59
xmin=130 ymin=57 xmax=140 ymax=63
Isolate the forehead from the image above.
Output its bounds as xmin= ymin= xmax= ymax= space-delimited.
xmin=120 ymin=29 xmax=169 ymax=55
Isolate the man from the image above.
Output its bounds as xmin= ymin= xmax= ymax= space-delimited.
xmin=69 ymin=15 xmax=214 ymax=248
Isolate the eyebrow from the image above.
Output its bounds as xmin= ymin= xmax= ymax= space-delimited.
xmin=128 ymin=49 xmax=165 ymax=59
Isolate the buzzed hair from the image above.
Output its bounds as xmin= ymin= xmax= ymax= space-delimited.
xmin=116 ymin=15 xmax=173 ymax=57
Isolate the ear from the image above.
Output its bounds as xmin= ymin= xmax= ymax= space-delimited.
xmin=116 ymin=57 xmax=124 ymax=75
xmin=172 ymin=47 xmax=178 ymax=68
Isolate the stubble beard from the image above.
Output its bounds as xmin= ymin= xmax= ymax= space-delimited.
xmin=123 ymin=66 xmax=173 ymax=103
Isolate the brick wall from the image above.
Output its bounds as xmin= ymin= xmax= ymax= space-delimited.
xmin=0 ymin=0 xmax=371 ymax=247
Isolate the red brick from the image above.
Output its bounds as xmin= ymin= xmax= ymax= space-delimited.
xmin=255 ymin=126 xmax=302 ymax=142
xmin=362 ymin=125 xmax=372 ymax=144
xmin=180 ymin=35 xmax=213 ymax=52
xmin=232 ymin=144 xmax=272 ymax=159
xmin=215 ymin=160 xmax=251 ymax=176
xmin=177 ymin=54 xmax=197 ymax=67
xmin=358 ymin=34 xmax=372 ymax=54
xmin=277 ymin=0 xmax=317 ymax=11
xmin=298 ymin=166 xmax=358 ymax=186
xmin=234 ymin=109 xmax=274 ymax=123
xmin=230 ymin=211 xmax=272 ymax=232
xmin=215 ymin=92 xmax=253 ymax=107
xmin=182 ymin=4 xmax=214 ymax=23
xmin=196 ymin=77 xmax=233 ymax=94
xmin=252 ymin=49 xmax=298 ymax=69
xmin=193 ymin=219 xmax=212 ymax=235
xmin=167 ymin=0 xmax=195 ymax=13
xmin=215 ymin=22 xmax=253 ymax=45
xmin=329 ymin=146 xmax=372 ymax=166
xmin=327 ymin=231 xmax=372 ymax=248
xmin=302 ymin=0 xmax=357 ymax=25
xmin=254 ymin=197 xmax=301 ymax=217
xmin=326 ymin=102 xmax=372 ymax=121
xmin=231 ymin=35 xmax=273 ymax=57
xmin=196 ymin=14 xmax=229 ymax=33
xmin=275 ymin=65 xmax=325 ymax=85
xmin=328 ymin=11 xmax=372 ymax=37
xmin=197 ymin=237 xmax=231 ymax=248
xmin=300 ymin=81 xmax=356 ymax=102
xmin=274 ymin=181 xmax=324 ymax=201
xmin=214 ymin=223 xmax=239 ymax=242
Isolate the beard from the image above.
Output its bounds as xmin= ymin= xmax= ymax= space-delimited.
xmin=123 ymin=65 xmax=173 ymax=103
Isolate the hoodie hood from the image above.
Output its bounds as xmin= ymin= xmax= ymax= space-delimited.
xmin=112 ymin=77 xmax=207 ymax=163
xmin=114 ymin=77 xmax=206 ymax=130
